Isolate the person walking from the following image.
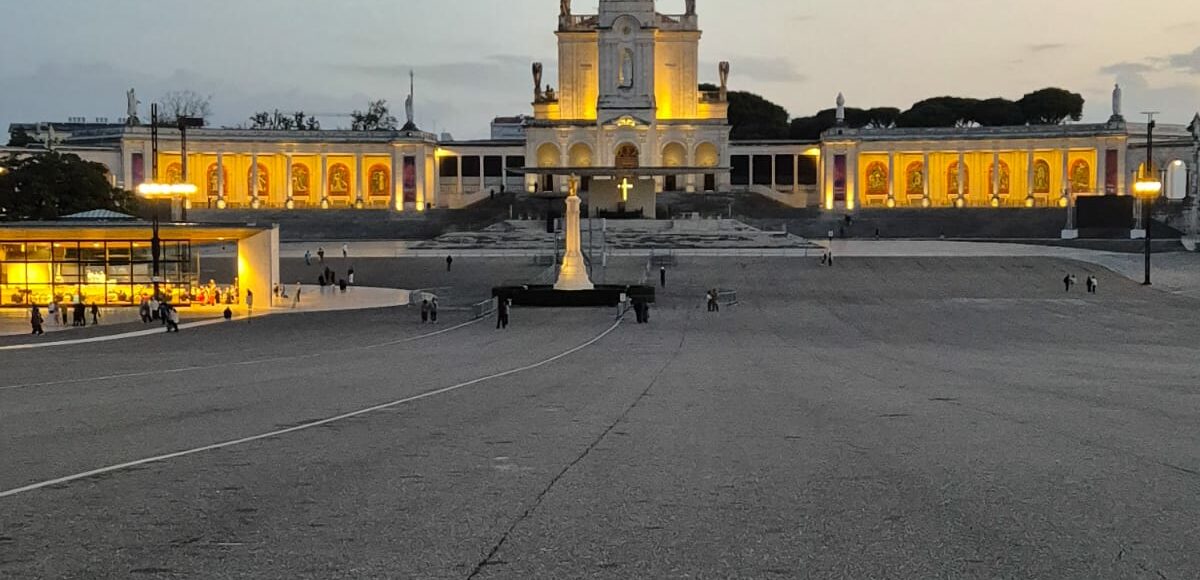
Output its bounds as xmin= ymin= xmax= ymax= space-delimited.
xmin=348 ymin=268 xmax=355 ymax=286
xmin=304 ymin=250 xmax=312 ymax=266
xmin=293 ymin=282 xmax=302 ymax=308
xmin=446 ymin=255 xmax=454 ymax=272
xmin=660 ymin=266 xmax=667 ymax=289
xmin=75 ymin=302 xmax=86 ymax=327
xmin=317 ymin=247 xmax=325 ymax=263
xmin=420 ymin=299 xmax=431 ymax=324
xmin=1063 ymin=274 xmax=1073 ymax=292
xmin=496 ymin=297 xmax=510 ymax=330
xmin=47 ymin=301 xmax=58 ymax=327
xmin=90 ymin=303 xmax=100 ymax=326
xmin=430 ymin=297 xmax=439 ymax=324
xmin=1091 ymin=276 xmax=1099 ymax=294
xmin=148 ymin=296 xmax=160 ymax=321
xmin=342 ymin=243 xmax=349 ymax=260
xmin=30 ymin=305 xmax=44 ymax=336
xmin=62 ymin=305 xmax=68 ymax=326
xmin=246 ymin=290 xmax=254 ymax=322
xmin=166 ymin=307 xmax=181 ymax=333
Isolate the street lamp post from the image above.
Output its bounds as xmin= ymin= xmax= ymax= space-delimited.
xmin=138 ymin=183 xmax=198 ymax=300
xmin=1133 ymin=115 xmax=1162 ymax=286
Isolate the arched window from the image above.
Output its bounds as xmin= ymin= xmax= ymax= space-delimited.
xmin=865 ymin=161 xmax=888 ymax=196
xmin=905 ymin=161 xmax=924 ymax=196
xmin=165 ymin=162 xmax=183 ymax=184
xmin=989 ymin=160 xmax=1011 ymax=196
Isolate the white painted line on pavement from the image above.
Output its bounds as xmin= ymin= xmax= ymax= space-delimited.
xmin=0 ymin=317 xmax=624 ymax=499
xmin=0 ymin=317 xmax=231 ymax=351
xmin=0 ymin=316 xmax=484 ymax=393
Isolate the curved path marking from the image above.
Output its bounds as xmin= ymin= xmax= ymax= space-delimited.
xmin=0 ymin=317 xmax=624 ymax=499
xmin=0 ymin=316 xmax=484 ymax=392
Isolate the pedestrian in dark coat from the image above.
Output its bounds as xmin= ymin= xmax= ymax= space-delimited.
xmin=660 ymin=267 xmax=667 ymax=288
xmin=446 ymin=255 xmax=454 ymax=272
xmin=421 ymin=299 xmax=430 ymax=324
xmin=496 ymin=298 xmax=510 ymax=329
xmin=30 ymin=306 xmax=44 ymax=335
xmin=90 ymin=303 xmax=100 ymax=325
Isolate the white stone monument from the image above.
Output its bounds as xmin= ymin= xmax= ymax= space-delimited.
xmin=554 ymin=177 xmax=595 ymax=291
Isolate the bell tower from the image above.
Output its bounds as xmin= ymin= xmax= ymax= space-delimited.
xmin=596 ymin=0 xmax=657 ymax=121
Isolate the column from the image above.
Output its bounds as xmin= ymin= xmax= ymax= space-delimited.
xmin=1096 ymin=144 xmax=1107 ymax=195
xmin=250 ymin=151 xmax=260 ymax=208
xmin=416 ymin=149 xmax=428 ymax=210
xmin=122 ymin=145 xmax=134 ymax=191
xmin=846 ymin=151 xmax=857 ymax=210
xmin=1116 ymin=145 xmax=1127 ymax=196
xmin=479 ymin=155 xmax=486 ymax=192
xmin=354 ymin=151 xmax=365 ymax=208
xmin=992 ymin=151 xmax=1001 ymax=205
xmin=1027 ymin=149 xmax=1036 ymax=203
xmin=142 ymin=143 xmax=153 ymax=185
xmin=822 ymin=152 xmax=833 ymax=210
xmin=320 ymin=153 xmax=329 ymax=209
xmin=921 ymin=151 xmax=930 ymax=207
xmin=748 ymin=155 xmax=754 ymax=190
xmin=887 ymin=151 xmax=896 ymax=205
xmin=390 ymin=147 xmax=401 ymax=212
xmin=1061 ymin=149 xmax=1070 ymax=203
xmin=792 ymin=154 xmax=800 ymax=194
xmin=501 ymin=155 xmax=509 ymax=194
xmin=957 ymin=151 xmax=965 ymax=205
xmin=770 ymin=155 xmax=777 ymax=190
xmin=216 ymin=151 xmax=226 ymax=209
xmin=285 ymin=153 xmax=295 ymax=209
xmin=456 ymin=156 xmax=464 ymax=194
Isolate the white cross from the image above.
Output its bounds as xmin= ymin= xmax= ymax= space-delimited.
xmin=619 ymin=178 xmax=633 ymax=202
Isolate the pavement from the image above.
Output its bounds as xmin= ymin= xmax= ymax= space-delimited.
xmin=2 ymin=256 xmax=1199 ymax=578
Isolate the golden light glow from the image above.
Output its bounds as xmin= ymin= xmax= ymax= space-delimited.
xmin=616 ymin=117 xmax=637 ymax=128
xmin=803 ymin=148 xmax=821 ymax=157
xmin=1133 ymin=177 xmax=1163 ymax=199
xmin=137 ymin=183 xmax=198 ymax=197
xmin=1058 ymin=197 xmax=1070 ymax=208
xmin=1025 ymin=197 xmax=1035 ymax=208
xmin=886 ymin=197 xmax=896 ymax=208
xmin=619 ymin=178 xmax=633 ymax=202
xmin=990 ymin=197 xmax=1000 ymax=208
xmin=955 ymin=198 xmax=966 ymax=209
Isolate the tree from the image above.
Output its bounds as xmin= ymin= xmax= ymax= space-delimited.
xmin=971 ymin=98 xmax=1025 ymax=127
xmin=864 ymin=107 xmax=901 ymax=129
xmin=0 ymin=153 xmax=137 ymax=221
xmin=726 ymin=91 xmax=790 ymax=140
xmin=897 ymin=97 xmax=979 ymax=128
xmin=158 ymin=90 xmax=212 ymax=126
xmin=351 ymin=100 xmax=398 ymax=131
xmin=1018 ymin=88 xmax=1084 ymax=125
xmin=248 ymin=110 xmax=318 ymax=131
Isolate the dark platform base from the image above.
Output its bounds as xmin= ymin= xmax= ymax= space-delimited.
xmin=493 ymin=284 xmax=656 ymax=308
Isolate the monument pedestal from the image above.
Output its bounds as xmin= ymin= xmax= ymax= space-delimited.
xmin=555 ymin=190 xmax=594 ymax=291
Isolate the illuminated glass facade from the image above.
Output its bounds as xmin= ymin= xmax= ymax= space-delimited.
xmin=0 ymin=240 xmax=195 ymax=307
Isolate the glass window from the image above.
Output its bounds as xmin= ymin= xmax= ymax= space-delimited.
xmin=27 ymin=243 xmax=52 ymax=261
xmin=163 ymin=242 xmax=185 ymax=261
xmin=132 ymin=242 xmax=152 ymax=262
xmin=462 ymin=156 xmax=481 ymax=178
xmin=107 ymin=242 xmax=131 ymax=262
xmin=79 ymin=244 xmax=106 ymax=263
xmin=62 ymin=243 xmax=81 ymax=261
xmin=0 ymin=243 xmax=26 ymax=261
xmin=51 ymin=242 xmax=72 ymax=261
xmin=107 ymin=264 xmax=132 ymax=284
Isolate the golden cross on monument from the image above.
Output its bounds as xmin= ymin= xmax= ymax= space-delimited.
xmin=618 ymin=177 xmax=633 ymax=202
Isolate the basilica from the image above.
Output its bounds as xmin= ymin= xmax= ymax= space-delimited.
xmin=6 ymin=0 xmax=1198 ymax=215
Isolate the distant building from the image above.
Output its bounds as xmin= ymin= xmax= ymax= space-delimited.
xmin=490 ymin=116 xmax=533 ymax=140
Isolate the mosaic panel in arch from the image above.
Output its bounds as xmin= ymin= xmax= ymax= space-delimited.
xmin=329 ymin=164 xmax=351 ymax=196
xmin=247 ymin=164 xmax=269 ymax=197
xmin=165 ymin=163 xmax=183 ymax=184
xmin=369 ymin=165 xmax=391 ymax=197
xmin=1070 ymin=160 xmax=1091 ymax=193
xmin=948 ymin=162 xmax=970 ymax=195
xmin=865 ymin=162 xmax=888 ymax=196
xmin=205 ymin=164 xmax=228 ymax=197
xmin=989 ymin=161 xmax=1011 ymax=196
xmin=291 ymin=165 xmax=311 ymax=197
xmin=905 ymin=162 xmax=924 ymax=196
xmin=1033 ymin=160 xmax=1051 ymax=194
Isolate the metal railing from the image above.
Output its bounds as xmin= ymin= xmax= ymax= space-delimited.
xmin=471 ymin=298 xmax=496 ymax=320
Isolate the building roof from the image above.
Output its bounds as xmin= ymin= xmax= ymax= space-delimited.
xmin=0 ymin=221 xmax=273 ymax=243
xmin=61 ymin=209 xmax=138 ymax=221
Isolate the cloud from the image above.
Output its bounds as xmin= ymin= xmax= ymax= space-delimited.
xmin=1098 ymin=62 xmax=1156 ymax=76
xmin=1167 ymin=46 xmax=1200 ymax=74
xmin=705 ymin=56 xmax=805 ymax=84
xmin=1028 ymin=43 xmax=1066 ymax=53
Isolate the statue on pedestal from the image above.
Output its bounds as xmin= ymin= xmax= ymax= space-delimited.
xmin=718 ymin=61 xmax=729 ymax=101
xmin=125 ymin=88 xmax=140 ymax=126
xmin=686 ymin=0 xmax=696 ymax=15
xmin=836 ymin=92 xmax=846 ymax=125
xmin=533 ymin=62 xmax=544 ymax=101
xmin=1111 ymin=83 xmax=1124 ymax=121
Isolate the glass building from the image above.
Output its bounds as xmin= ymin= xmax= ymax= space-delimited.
xmin=0 ymin=240 xmax=195 ymax=307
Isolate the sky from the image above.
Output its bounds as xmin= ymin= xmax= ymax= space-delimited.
xmin=2 ymin=0 xmax=1199 ymax=139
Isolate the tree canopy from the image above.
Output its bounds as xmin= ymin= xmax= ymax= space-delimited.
xmin=721 ymin=89 xmax=790 ymax=140
xmin=1017 ymin=88 xmax=1084 ymax=125
xmin=249 ymin=110 xmax=320 ymax=131
xmin=0 ymin=153 xmax=137 ymax=221
xmin=351 ymin=100 xmax=399 ymax=131
xmin=158 ymin=90 xmax=212 ymax=126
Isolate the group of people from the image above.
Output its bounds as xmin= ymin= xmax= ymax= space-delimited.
xmin=706 ymin=288 xmax=722 ymax=312
xmin=631 ymin=295 xmax=651 ymax=324
xmin=1064 ymin=274 xmax=1100 ymax=294
xmin=138 ymin=297 xmax=181 ymax=331
xmin=29 ymin=301 xmax=100 ymax=335
xmin=304 ymin=244 xmax=350 ymax=266
xmin=420 ymin=297 xmax=440 ymax=324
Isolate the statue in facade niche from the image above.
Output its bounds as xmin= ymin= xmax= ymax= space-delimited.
xmin=619 ymin=48 xmax=634 ymax=89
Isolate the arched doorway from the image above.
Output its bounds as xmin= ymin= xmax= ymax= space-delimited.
xmin=569 ymin=143 xmax=594 ymax=192
xmin=615 ymin=143 xmax=639 ymax=170
xmin=1166 ymin=160 xmax=1188 ymax=200
xmin=537 ymin=143 xmax=560 ymax=192
xmin=662 ymin=142 xmax=686 ymax=192
xmin=695 ymin=142 xmax=719 ymax=192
